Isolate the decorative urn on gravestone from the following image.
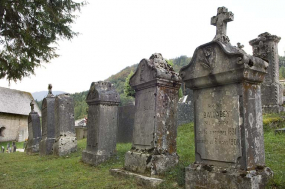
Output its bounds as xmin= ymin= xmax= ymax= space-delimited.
xmin=26 ymin=100 xmax=42 ymax=154
xmin=249 ymin=32 xmax=284 ymax=113
xmin=82 ymin=81 xmax=120 ymax=165
xmin=122 ymin=53 xmax=181 ymax=176
xmin=39 ymin=84 xmax=56 ymax=155
xmin=53 ymin=94 xmax=77 ymax=156
xmin=180 ymin=7 xmax=273 ymax=189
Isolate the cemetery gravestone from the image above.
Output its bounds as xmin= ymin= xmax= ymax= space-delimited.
xmin=180 ymin=7 xmax=272 ymax=189
xmin=82 ymin=81 xmax=120 ymax=165
xmin=53 ymin=94 xmax=77 ymax=156
xmin=123 ymin=53 xmax=181 ymax=176
xmin=249 ymin=33 xmax=284 ymax=113
xmin=1 ymin=146 xmax=4 ymax=153
xmin=26 ymin=100 xmax=42 ymax=154
xmin=39 ymin=84 xmax=56 ymax=155
xmin=12 ymin=141 xmax=16 ymax=152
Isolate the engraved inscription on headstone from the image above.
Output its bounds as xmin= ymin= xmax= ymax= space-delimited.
xmin=196 ymin=87 xmax=241 ymax=163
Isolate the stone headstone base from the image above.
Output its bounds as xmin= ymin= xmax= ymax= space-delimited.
xmin=39 ymin=138 xmax=55 ymax=156
xmin=53 ymin=136 xmax=77 ymax=156
xmin=26 ymin=138 xmax=41 ymax=154
xmin=124 ymin=151 xmax=179 ymax=176
xmin=185 ymin=164 xmax=273 ymax=189
xmin=110 ymin=168 xmax=164 ymax=188
xmin=263 ymin=105 xmax=285 ymax=114
xmin=82 ymin=150 xmax=113 ymax=165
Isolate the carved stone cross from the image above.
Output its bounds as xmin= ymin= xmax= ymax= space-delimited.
xmin=211 ymin=7 xmax=234 ymax=43
xmin=47 ymin=84 xmax=53 ymax=97
xmin=30 ymin=100 xmax=35 ymax=112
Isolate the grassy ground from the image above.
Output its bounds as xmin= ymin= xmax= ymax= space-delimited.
xmin=0 ymin=114 xmax=285 ymax=188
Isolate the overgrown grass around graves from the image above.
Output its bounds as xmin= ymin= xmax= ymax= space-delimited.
xmin=0 ymin=115 xmax=285 ymax=188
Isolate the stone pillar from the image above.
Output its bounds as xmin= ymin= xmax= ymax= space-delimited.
xmin=180 ymin=7 xmax=272 ymax=189
xmin=39 ymin=84 xmax=56 ymax=155
xmin=26 ymin=100 xmax=42 ymax=154
xmin=249 ymin=32 xmax=283 ymax=113
xmin=82 ymin=81 xmax=120 ymax=165
xmin=124 ymin=53 xmax=181 ymax=176
xmin=53 ymin=94 xmax=77 ymax=156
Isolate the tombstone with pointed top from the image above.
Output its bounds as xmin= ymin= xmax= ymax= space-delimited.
xmin=82 ymin=81 xmax=120 ymax=165
xmin=122 ymin=53 xmax=182 ymax=176
xmin=39 ymin=84 xmax=56 ymax=155
xmin=180 ymin=7 xmax=272 ymax=189
xmin=26 ymin=100 xmax=42 ymax=154
xmin=53 ymin=94 xmax=77 ymax=156
xmin=249 ymin=32 xmax=284 ymax=113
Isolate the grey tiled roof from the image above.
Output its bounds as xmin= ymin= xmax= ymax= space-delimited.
xmin=0 ymin=87 xmax=41 ymax=116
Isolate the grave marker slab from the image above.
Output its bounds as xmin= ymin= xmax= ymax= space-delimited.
xmin=39 ymin=84 xmax=56 ymax=155
xmin=26 ymin=100 xmax=42 ymax=154
xmin=53 ymin=94 xmax=77 ymax=156
xmin=180 ymin=7 xmax=273 ymax=189
xmin=250 ymin=32 xmax=284 ymax=113
xmin=82 ymin=81 xmax=120 ymax=165
xmin=124 ymin=53 xmax=181 ymax=176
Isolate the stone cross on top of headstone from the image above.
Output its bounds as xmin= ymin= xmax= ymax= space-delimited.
xmin=30 ymin=100 xmax=35 ymax=113
xmin=47 ymin=84 xmax=53 ymax=97
xmin=211 ymin=6 xmax=234 ymax=44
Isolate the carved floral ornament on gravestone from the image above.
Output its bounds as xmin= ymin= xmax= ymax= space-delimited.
xmin=180 ymin=6 xmax=272 ymax=189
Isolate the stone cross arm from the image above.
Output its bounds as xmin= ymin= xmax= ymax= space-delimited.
xmin=211 ymin=7 xmax=234 ymax=42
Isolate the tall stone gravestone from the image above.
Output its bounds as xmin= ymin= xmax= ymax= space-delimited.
xmin=53 ymin=94 xmax=77 ymax=156
xmin=26 ymin=100 xmax=42 ymax=154
xmin=39 ymin=84 xmax=56 ymax=155
xmin=82 ymin=81 xmax=120 ymax=165
xmin=124 ymin=53 xmax=181 ymax=176
xmin=180 ymin=7 xmax=272 ymax=189
xmin=249 ymin=32 xmax=284 ymax=113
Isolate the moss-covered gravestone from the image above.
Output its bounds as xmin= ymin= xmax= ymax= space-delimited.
xmin=180 ymin=7 xmax=272 ymax=189
xmin=82 ymin=81 xmax=120 ymax=165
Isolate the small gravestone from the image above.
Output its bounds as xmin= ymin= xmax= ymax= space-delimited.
xmin=122 ymin=53 xmax=181 ymax=176
xmin=180 ymin=7 xmax=272 ymax=189
xmin=82 ymin=81 xmax=120 ymax=165
xmin=53 ymin=94 xmax=77 ymax=156
xmin=1 ymin=146 xmax=4 ymax=153
xmin=26 ymin=100 xmax=42 ymax=154
xmin=8 ymin=147 xmax=11 ymax=153
xmin=7 ymin=143 xmax=10 ymax=150
xmin=12 ymin=142 xmax=16 ymax=153
xmin=249 ymin=33 xmax=284 ymax=113
xmin=40 ymin=84 xmax=56 ymax=155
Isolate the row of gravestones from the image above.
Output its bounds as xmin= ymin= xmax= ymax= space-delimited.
xmin=25 ymin=6 xmax=282 ymax=188
xmin=0 ymin=142 xmax=17 ymax=153
xmin=26 ymin=86 xmax=77 ymax=156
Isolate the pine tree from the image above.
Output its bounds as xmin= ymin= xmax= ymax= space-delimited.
xmin=0 ymin=0 xmax=86 ymax=81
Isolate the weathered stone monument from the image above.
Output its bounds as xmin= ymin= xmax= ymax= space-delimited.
xmin=180 ymin=7 xmax=272 ymax=189
xmin=82 ymin=81 xmax=120 ymax=165
xmin=53 ymin=94 xmax=77 ymax=156
xmin=250 ymin=32 xmax=284 ymax=113
xmin=39 ymin=84 xmax=56 ymax=155
xmin=26 ymin=100 xmax=42 ymax=154
xmin=122 ymin=53 xmax=181 ymax=177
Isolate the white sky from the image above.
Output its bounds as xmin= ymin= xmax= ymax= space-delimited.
xmin=1 ymin=0 xmax=285 ymax=93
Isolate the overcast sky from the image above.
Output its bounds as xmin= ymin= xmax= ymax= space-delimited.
xmin=1 ymin=0 xmax=285 ymax=94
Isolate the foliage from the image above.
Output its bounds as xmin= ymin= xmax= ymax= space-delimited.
xmin=279 ymin=56 xmax=285 ymax=68
xmin=71 ymin=91 xmax=88 ymax=120
xmin=0 ymin=0 xmax=86 ymax=82
xmin=279 ymin=66 xmax=285 ymax=80
xmin=124 ymin=70 xmax=135 ymax=98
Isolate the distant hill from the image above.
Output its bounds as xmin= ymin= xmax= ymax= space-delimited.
xmin=32 ymin=91 xmax=66 ymax=101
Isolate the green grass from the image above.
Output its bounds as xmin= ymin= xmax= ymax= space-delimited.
xmin=0 ymin=115 xmax=285 ymax=188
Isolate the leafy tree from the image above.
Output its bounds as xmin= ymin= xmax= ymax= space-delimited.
xmin=0 ymin=0 xmax=86 ymax=81
xmin=124 ymin=70 xmax=135 ymax=97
